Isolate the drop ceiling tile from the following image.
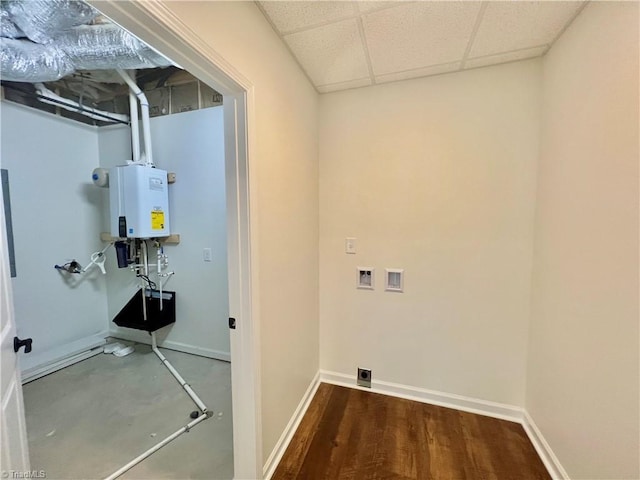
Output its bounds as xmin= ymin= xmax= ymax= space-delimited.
xmin=284 ymin=19 xmax=370 ymax=87
xmin=464 ymin=46 xmax=546 ymax=70
xmin=356 ymin=1 xmax=410 ymax=14
xmin=362 ymin=2 xmax=482 ymax=75
xmin=469 ymin=1 xmax=583 ymax=58
xmin=317 ymin=77 xmax=372 ymax=93
xmin=258 ymin=1 xmax=356 ymax=34
xmin=375 ymin=62 xmax=461 ymax=84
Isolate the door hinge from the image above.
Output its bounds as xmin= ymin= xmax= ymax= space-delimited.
xmin=228 ymin=317 xmax=236 ymax=329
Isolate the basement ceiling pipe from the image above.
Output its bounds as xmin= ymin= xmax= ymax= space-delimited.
xmin=117 ymin=69 xmax=152 ymax=166
xmin=33 ymin=82 xmax=129 ymax=123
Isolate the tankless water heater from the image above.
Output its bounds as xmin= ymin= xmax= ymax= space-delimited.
xmin=109 ymin=165 xmax=170 ymax=238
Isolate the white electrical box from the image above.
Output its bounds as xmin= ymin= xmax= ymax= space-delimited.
xmin=109 ymin=165 xmax=170 ymax=238
xmin=385 ymin=268 xmax=404 ymax=292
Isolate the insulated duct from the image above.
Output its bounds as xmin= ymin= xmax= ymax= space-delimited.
xmin=0 ymin=1 xmax=173 ymax=83
xmin=0 ymin=8 xmax=23 ymax=39
xmin=1 ymin=38 xmax=73 ymax=82
xmin=1 ymin=0 xmax=99 ymax=44
xmin=64 ymin=25 xmax=172 ymax=71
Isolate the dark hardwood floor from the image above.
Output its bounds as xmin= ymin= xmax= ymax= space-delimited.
xmin=272 ymin=383 xmax=550 ymax=480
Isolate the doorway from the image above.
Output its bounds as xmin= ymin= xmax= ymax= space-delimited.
xmin=1 ymin=1 xmax=261 ymax=478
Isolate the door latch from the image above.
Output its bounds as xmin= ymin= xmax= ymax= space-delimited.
xmin=228 ymin=317 xmax=236 ymax=330
xmin=14 ymin=336 xmax=33 ymax=354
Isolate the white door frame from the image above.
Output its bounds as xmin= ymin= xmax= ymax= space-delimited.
xmin=89 ymin=2 xmax=263 ymax=478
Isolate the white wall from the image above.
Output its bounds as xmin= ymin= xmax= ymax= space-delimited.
xmin=0 ymin=102 xmax=109 ymax=370
xmin=319 ymin=60 xmax=541 ymax=406
xmin=527 ymin=2 xmax=639 ymax=478
xmin=159 ymin=1 xmax=319 ymax=462
xmin=100 ymin=108 xmax=230 ymax=359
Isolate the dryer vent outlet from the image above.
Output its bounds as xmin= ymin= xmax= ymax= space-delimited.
xmin=357 ymin=368 xmax=372 ymax=388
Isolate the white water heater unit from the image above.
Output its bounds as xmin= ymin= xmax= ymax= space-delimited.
xmin=110 ymin=165 xmax=170 ymax=238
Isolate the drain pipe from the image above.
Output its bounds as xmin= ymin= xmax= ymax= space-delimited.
xmin=151 ymin=332 xmax=210 ymax=414
xmin=144 ymin=242 xmax=208 ymax=413
xmin=117 ymin=69 xmax=153 ymax=166
xmin=103 ymin=413 xmax=208 ymax=480
xmin=104 ymin=243 xmax=211 ymax=480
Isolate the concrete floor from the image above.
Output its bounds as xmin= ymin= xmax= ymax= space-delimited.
xmin=22 ymin=343 xmax=233 ymax=480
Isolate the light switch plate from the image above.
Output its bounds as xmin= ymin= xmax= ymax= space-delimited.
xmin=203 ymin=248 xmax=212 ymax=262
xmin=345 ymin=237 xmax=356 ymax=254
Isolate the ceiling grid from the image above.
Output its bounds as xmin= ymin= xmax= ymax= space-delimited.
xmin=257 ymin=0 xmax=586 ymax=93
xmin=460 ymin=2 xmax=488 ymax=70
xmin=356 ymin=15 xmax=377 ymax=87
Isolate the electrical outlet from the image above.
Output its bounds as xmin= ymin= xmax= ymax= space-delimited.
xmin=357 ymin=367 xmax=372 ymax=388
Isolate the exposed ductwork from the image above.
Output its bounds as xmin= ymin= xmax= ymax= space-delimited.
xmin=2 ymin=0 xmax=99 ymax=44
xmin=66 ymin=24 xmax=172 ymax=72
xmin=0 ymin=0 xmax=173 ymax=83
xmin=0 ymin=7 xmax=24 ymax=38
xmin=1 ymin=38 xmax=74 ymax=82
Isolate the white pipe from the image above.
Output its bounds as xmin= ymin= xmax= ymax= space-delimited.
xmin=151 ymin=332 xmax=209 ymax=414
xmin=141 ymin=241 xmax=148 ymax=321
xmin=103 ymin=413 xmax=208 ymax=480
xmin=157 ymin=246 xmax=163 ymax=311
xmin=142 ymin=241 xmax=149 ymax=277
xmin=33 ymin=83 xmax=129 ymax=123
xmin=116 ymin=69 xmax=153 ymax=166
xmin=129 ymin=89 xmax=140 ymax=163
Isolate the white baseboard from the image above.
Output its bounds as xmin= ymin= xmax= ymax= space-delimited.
xmin=522 ymin=410 xmax=569 ymax=480
xmin=21 ymin=333 xmax=108 ymax=383
xmin=319 ymin=370 xmax=523 ymax=422
xmin=108 ymin=329 xmax=231 ymax=362
xmin=263 ymin=371 xmax=321 ymax=480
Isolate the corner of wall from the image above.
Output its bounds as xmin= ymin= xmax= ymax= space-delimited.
xmin=526 ymin=2 xmax=640 ymax=478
